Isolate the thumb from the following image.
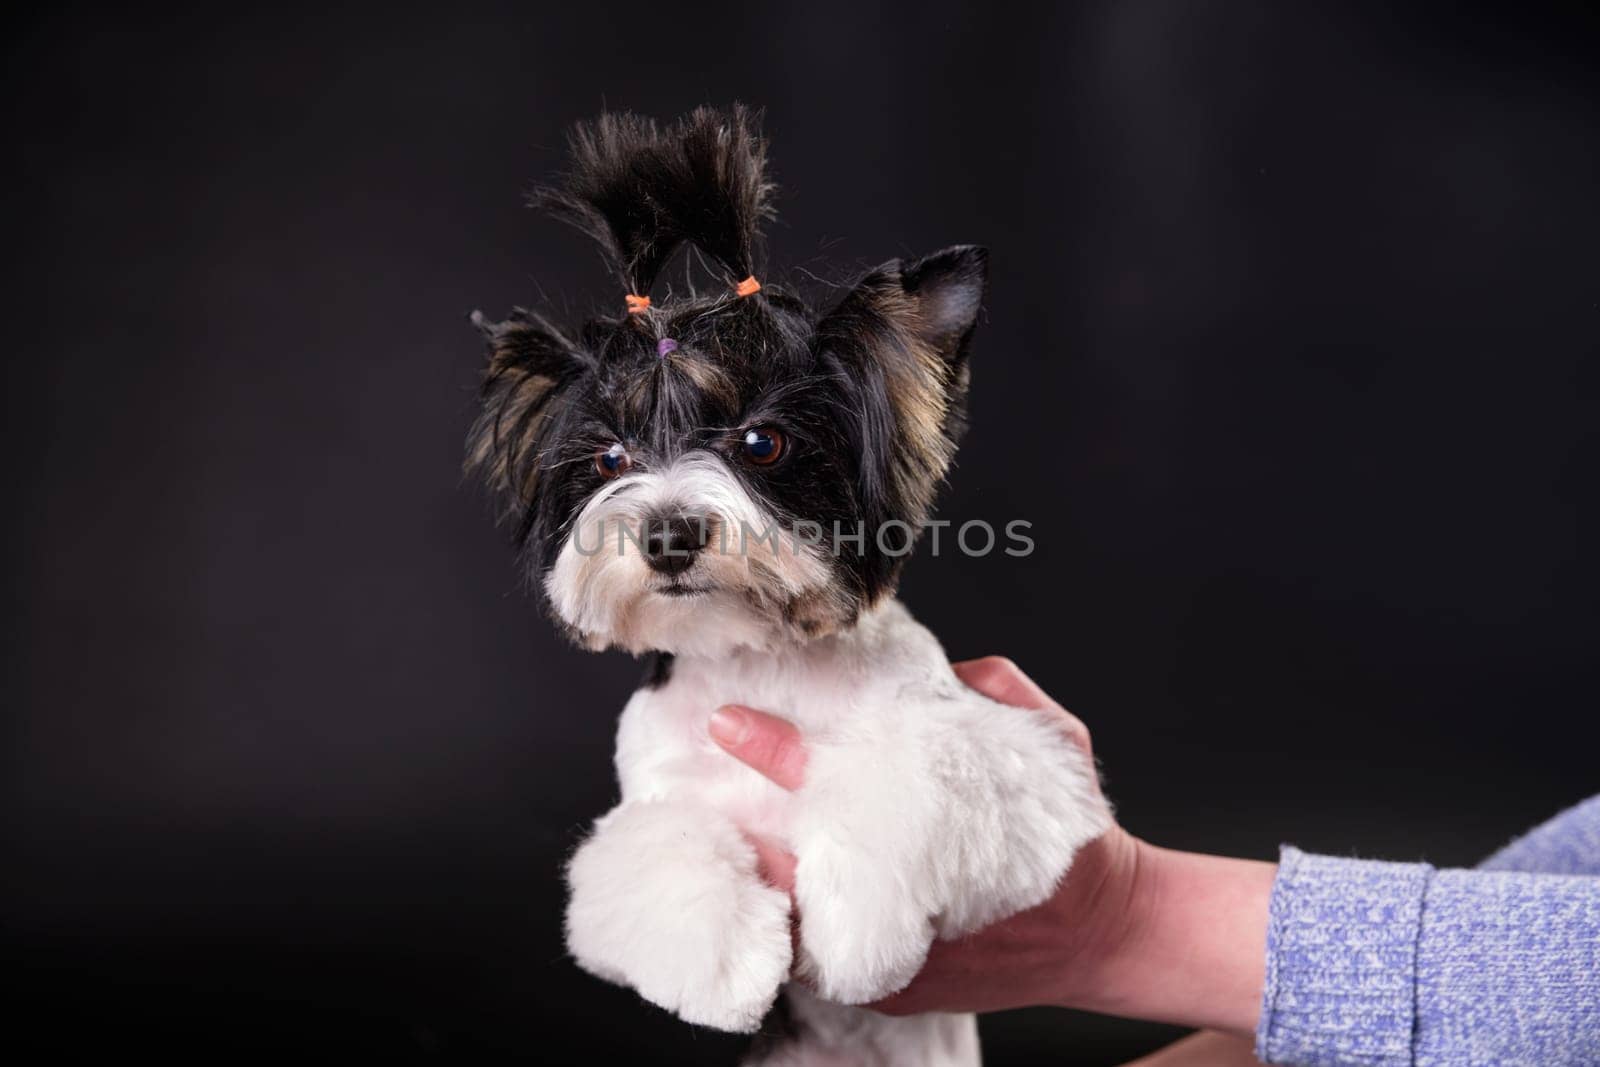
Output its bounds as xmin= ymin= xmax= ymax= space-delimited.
xmin=709 ymin=705 xmax=808 ymax=791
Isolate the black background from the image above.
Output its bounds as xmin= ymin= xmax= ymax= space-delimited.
xmin=7 ymin=2 xmax=1598 ymax=1061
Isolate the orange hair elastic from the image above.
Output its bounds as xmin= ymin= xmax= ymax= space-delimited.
xmin=733 ymin=275 xmax=762 ymax=298
xmin=624 ymin=293 xmax=652 ymax=314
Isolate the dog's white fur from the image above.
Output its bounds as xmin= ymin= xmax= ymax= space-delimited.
xmin=553 ymin=453 xmax=1110 ymax=1063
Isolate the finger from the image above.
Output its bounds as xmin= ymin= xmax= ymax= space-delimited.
xmin=953 ymin=656 xmax=1094 ymax=759
xmin=953 ymin=656 xmax=1056 ymax=711
xmin=744 ymin=831 xmax=798 ymax=893
xmin=741 ymin=831 xmax=803 ymax=972
xmin=709 ymin=705 xmax=808 ymax=791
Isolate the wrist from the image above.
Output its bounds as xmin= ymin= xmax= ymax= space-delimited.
xmin=1041 ymin=826 xmax=1148 ymax=1008
xmin=1054 ymin=835 xmax=1276 ymax=1037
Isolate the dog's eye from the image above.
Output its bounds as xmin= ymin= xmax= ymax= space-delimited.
xmin=595 ymin=443 xmax=631 ymax=479
xmin=742 ymin=427 xmax=785 ymax=466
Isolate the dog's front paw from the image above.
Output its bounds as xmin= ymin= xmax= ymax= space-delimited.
xmin=909 ymin=685 xmax=1113 ymax=936
xmin=565 ymin=801 xmax=792 ymax=1032
xmin=791 ymin=839 xmax=935 ymax=1004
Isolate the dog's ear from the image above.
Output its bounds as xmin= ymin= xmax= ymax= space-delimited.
xmin=465 ymin=310 xmax=589 ymax=517
xmin=816 ymin=245 xmax=989 ymax=533
xmin=898 ymin=244 xmax=989 ymax=368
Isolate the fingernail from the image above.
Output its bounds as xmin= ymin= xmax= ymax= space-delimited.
xmin=709 ymin=706 xmax=749 ymax=746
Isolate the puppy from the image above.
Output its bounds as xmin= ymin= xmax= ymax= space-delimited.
xmin=467 ymin=106 xmax=1108 ymax=1066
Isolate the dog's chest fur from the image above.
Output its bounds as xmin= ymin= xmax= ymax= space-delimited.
xmin=611 ymin=599 xmax=954 ymax=837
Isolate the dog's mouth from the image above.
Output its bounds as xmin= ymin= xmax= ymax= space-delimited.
xmin=655 ymin=581 xmax=711 ymax=598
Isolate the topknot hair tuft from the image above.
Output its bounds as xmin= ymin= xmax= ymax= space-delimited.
xmin=532 ymin=105 xmax=775 ymax=302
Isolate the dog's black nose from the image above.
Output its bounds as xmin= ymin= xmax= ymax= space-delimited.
xmin=643 ymin=514 xmax=711 ymax=575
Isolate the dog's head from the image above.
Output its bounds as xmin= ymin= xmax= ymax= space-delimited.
xmin=468 ymin=107 xmax=987 ymax=656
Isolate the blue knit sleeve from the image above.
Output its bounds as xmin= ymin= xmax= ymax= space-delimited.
xmin=1480 ymin=795 xmax=1600 ymax=876
xmin=1255 ymin=795 xmax=1600 ymax=1066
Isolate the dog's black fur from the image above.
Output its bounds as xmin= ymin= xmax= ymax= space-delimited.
xmin=467 ymin=106 xmax=989 ymax=636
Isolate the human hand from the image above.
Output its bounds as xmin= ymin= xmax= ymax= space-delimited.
xmin=711 ymin=656 xmax=1138 ymax=1014
xmin=709 ymin=656 xmax=1274 ymax=1036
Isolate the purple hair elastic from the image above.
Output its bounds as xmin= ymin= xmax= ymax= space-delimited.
xmin=656 ymin=337 xmax=679 ymax=358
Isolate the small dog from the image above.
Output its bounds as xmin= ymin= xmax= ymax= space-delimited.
xmin=468 ymin=107 xmax=1108 ymax=1066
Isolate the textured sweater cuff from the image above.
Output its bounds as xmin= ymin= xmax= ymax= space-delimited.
xmin=1255 ymin=845 xmax=1433 ymax=1066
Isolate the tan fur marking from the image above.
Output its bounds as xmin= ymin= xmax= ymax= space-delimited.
xmin=672 ymin=351 xmax=739 ymax=410
xmin=466 ymin=365 xmax=559 ymax=513
xmin=621 ymin=350 xmax=740 ymax=423
xmin=875 ymin=288 xmax=957 ymax=519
